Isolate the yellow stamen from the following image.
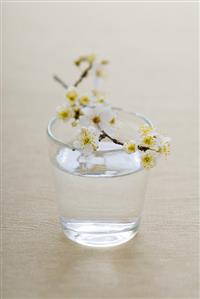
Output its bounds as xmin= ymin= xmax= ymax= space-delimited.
xmin=92 ymin=116 xmax=101 ymax=124
xmin=127 ymin=144 xmax=136 ymax=152
xmin=109 ymin=117 xmax=116 ymax=125
xmin=139 ymin=124 xmax=154 ymax=135
xmin=97 ymin=96 xmax=105 ymax=104
xmin=83 ymin=136 xmax=91 ymax=145
xmin=57 ymin=109 xmax=71 ymax=120
xmin=141 ymin=153 xmax=155 ymax=169
xmin=66 ymin=89 xmax=78 ymax=105
xmin=80 ymin=96 xmax=90 ymax=106
xmin=124 ymin=141 xmax=137 ymax=153
xmin=142 ymin=135 xmax=155 ymax=147
xmin=161 ymin=142 xmax=170 ymax=156
xmin=87 ymin=54 xmax=96 ymax=64
xmin=96 ymin=69 xmax=104 ymax=77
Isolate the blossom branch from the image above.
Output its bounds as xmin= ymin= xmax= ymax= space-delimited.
xmin=99 ymin=130 xmax=124 ymax=146
xmin=53 ymin=63 xmax=93 ymax=89
xmin=74 ymin=63 xmax=93 ymax=87
xmin=54 ymin=53 xmax=170 ymax=168
xmin=99 ymin=131 xmax=159 ymax=152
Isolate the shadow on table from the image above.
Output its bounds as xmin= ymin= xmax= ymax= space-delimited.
xmin=37 ymin=230 xmax=161 ymax=298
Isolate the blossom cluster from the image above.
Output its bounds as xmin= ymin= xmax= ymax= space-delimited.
xmin=56 ymin=85 xmax=170 ymax=169
xmin=55 ymin=54 xmax=170 ymax=169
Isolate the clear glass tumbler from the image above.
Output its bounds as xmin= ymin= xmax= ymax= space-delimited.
xmin=47 ymin=108 xmax=152 ymax=247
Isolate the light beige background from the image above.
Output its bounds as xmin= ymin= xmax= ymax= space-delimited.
xmin=2 ymin=2 xmax=199 ymax=299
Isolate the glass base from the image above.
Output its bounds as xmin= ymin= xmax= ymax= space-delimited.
xmin=61 ymin=218 xmax=140 ymax=247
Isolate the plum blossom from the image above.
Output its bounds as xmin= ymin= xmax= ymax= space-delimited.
xmin=73 ymin=126 xmax=100 ymax=155
xmin=123 ymin=140 xmax=137 ymax=154
xmin=79 ymin=104 xmax=117 ymax=135
xmin=158 ymin=136 xmax=171 ymax=156
xmin=141 ymin=151 xmax=157 ymax=169
xmin=56 ymin=104 xmax=73 ymax=121
xmin=66 ymin=86 xmax=79 ymax=105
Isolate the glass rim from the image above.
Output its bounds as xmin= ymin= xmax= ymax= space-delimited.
xmin=47 ymin=107 xmax=153 ymax=153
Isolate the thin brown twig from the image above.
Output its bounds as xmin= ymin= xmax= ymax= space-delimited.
xmin=99 ymin=130 xmax=124 ymax=146
xmin=99 ymin=131 xmax=158 ymax=152
xmin=53 ymin=62 xmax=93 ymax=89
xmin=53 ymin=75 xmax=68 ymax=89
xmin=74 ymin=63 xmax=93 ymax=87
xmin=137 ymin=145 xmax=150 ymax=152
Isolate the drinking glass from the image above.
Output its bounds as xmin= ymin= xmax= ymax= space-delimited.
xmin=47 ymin=108 xmax=152 ymax=247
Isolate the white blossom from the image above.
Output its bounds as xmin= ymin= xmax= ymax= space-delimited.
xmin=73 ymin=126 xmax=100 ymax=155
xmin=123 ymin=140 xmax=137 ymax=153
xmin=56 ymin=104 xmax=73 ymax=121
xmin=79 ymin=104 xmax=117 ymax=135
xmin=141 ymin=150 xmax=157 ymax=169
xmin=66 ymin=86 xmax=79 ymax=105
xmin=158 ymin=136 xmax=171 ymax=156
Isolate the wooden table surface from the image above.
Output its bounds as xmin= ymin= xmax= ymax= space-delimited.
xmin=2 ymin=2 xmax=199 ymax=299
